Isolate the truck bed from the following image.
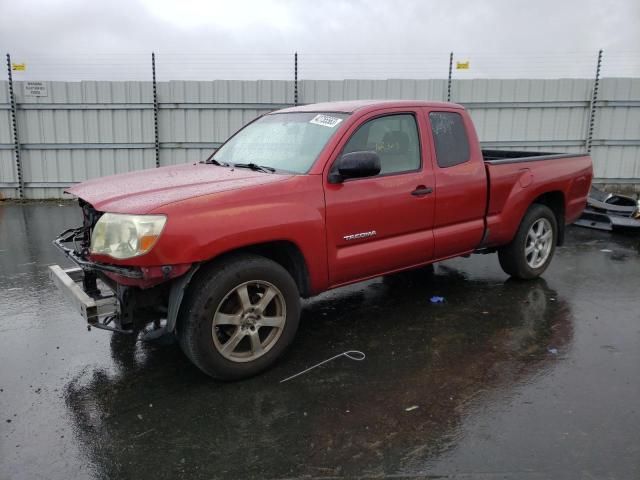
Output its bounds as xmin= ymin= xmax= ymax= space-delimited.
xmin=481 ymin=150 xmax=593 ymax=249
xmin=482 ymin=149 xmax=584 ymax=165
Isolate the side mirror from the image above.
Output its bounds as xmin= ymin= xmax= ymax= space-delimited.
xmin=329 ymin=151 xmax=381 ymax=183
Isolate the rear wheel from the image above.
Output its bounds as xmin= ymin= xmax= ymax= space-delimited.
xmin=177 ymin=254 xmax=301 ymax=380
xmin=498 ymin=204 xmax=557 ymax=280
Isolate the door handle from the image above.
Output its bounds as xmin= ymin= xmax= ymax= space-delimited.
xmin=411 ymin=186 xmax=433 ymax=197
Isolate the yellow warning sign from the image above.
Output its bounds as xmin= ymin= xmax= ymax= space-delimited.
xmin=12 ymin=63 xmax=26 ymax=71
xmin=456 ymin=61 xmax=469 ymax=70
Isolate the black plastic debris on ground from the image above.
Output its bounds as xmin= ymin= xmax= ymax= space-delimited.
xmin=575 ymin=186 xmax=640 ymax=231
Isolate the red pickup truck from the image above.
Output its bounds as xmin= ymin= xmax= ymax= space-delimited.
xmin=50 ymin=100 xmax=592 ymax=379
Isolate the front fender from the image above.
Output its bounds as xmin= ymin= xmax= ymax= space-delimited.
xmin=149 ymin=175 xmax=329 ymax=294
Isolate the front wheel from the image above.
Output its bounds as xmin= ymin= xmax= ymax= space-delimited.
xmin=498 ymin=204 xmax=557 ymax=280
xmin=177 ymin=254 xmax=301 ymax=380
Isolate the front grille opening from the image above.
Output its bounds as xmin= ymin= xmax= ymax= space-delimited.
xmin=78 ymin=199 xmax=103 ymax=254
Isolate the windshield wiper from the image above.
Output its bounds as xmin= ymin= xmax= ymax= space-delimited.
xmin=232 ymin=163 xmax=276 ymax=173
xmin=201 ymin=158 xmax=229 ymax=166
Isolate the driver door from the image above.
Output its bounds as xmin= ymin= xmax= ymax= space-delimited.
xmin=323 ymin=110 xmax=436 ymax=287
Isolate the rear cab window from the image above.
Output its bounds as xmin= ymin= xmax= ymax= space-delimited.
xmin=429 ymin=111 xmax=470 ymax=168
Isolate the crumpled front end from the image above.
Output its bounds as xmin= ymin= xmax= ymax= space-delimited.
xmin=49 ymin=198 xmax=194 ymax=335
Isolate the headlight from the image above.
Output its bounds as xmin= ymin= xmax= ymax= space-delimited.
xmin=90 ymin=213 xmax=167 ymax=259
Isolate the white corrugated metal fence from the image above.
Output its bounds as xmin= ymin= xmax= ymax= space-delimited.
xmin=1 ymin=78 xmax=639 ymax=199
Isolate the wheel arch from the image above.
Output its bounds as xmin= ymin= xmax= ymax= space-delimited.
xmin=191 ymin=240 xmax=312 ymax=298
xmin=215 ymin=240 xmax=312 ymax=298
xmin=167 ymin=240 xmax=311 ymax=334
xmin=531 ymin=190 xmax=565 ymax=245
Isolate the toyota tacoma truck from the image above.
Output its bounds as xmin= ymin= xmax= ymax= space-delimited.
xmin=49 ymin=100 xmax=593 ymax=380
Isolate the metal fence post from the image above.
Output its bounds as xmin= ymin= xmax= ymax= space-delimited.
xmin=5 ymin=54 xmax=24 ymax=199
xmin=586 ymin=49 xmax=603 ymax=154
xmin=447 ymin=52 xmax=453 ymax=102
xmin=152 ymin=52 xmax=160 ymax=167
xmin=294 ymin=52 xmax=298 ymax=106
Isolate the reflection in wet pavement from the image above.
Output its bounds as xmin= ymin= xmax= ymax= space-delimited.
xmin=1 ymin=203 xmax=639 ymax=479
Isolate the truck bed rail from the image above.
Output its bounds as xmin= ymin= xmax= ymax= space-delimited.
xmin=482 ymin=149 xmax=585 ymax=165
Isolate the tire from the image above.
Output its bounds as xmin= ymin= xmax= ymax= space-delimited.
xmin=498 ymin=204 xmax=557 ymax=280
xmin=177 ymin=253 xmax=301 ymax=380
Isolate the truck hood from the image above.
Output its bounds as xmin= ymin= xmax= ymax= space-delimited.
xmin=66 ymin=163 xmax=292 ymax=214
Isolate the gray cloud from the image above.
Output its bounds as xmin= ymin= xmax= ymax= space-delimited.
xmin=1 ymin=0 xmax=638 ymax=79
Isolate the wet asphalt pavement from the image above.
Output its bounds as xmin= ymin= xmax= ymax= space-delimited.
xmin=0 ymin=203 xmax=639 ymax=480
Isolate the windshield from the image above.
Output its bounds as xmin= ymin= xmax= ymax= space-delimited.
xmin=212 ymin=112 xmax=349 ymax=173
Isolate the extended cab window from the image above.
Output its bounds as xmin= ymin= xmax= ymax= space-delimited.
xmin=341 ymin=114 xmax=421 ymax=175
xmin=429 ymin=111 xmax=470 ymax=168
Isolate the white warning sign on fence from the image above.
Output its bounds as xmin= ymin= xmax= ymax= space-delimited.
xmin=23 ymin=82 xmax=48 ymax=97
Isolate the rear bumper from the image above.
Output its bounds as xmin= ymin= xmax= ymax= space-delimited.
xmin=48 ymin=265 xmax=120 ymax=327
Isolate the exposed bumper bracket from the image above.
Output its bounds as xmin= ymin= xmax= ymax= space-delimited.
xmin=48 ymin=265 xmax=121 ymax=327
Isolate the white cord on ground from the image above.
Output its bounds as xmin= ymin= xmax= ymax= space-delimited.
xmin=279 ymin=350 xmax=366 ymax=383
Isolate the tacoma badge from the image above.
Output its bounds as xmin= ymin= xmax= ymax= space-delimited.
xmin=343 ymin=230 xmax=377 ymax=241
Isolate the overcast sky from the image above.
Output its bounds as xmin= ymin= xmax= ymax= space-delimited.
xmin=1 ymin=0 xmax=639 ymax=79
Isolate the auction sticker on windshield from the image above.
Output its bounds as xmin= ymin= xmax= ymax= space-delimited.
xmin=310 ymin=114 xmax=343 ymax=128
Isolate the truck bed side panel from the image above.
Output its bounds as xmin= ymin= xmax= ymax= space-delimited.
xmin=484 ymin=155 xmax=592 ymax=247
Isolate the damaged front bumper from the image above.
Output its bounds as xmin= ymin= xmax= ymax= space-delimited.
xmin=50 ymin=226 xmax=198 ymax=336
xmin=50 ymin=226 xmax=142 ymax=333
